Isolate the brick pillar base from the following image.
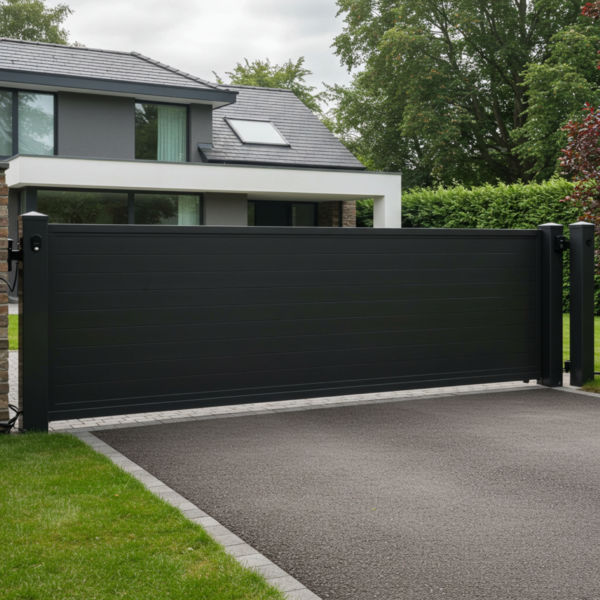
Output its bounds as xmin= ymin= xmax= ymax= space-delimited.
xmin=0 ymin=164 xmax=8 ymax=422
xmin=318 ymin=201 xmax=356 ymax=227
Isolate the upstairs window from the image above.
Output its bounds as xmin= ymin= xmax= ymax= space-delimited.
xmin=226 ymin=118 xmax=290 ymax=146
xmin=135 ymin=102 xmax=187 ymax=162
xmin=0 ymin=90 xmax=55 ymax=157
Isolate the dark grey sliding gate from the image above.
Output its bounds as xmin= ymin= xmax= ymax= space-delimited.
xmin=19 ymin=215 xmax=568 ymax=431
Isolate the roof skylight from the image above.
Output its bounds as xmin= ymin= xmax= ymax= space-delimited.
xmin=226 ymin=118 xmax=290 ymax=146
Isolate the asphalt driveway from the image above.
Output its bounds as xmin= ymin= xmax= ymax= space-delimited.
xmin=97 ymin=388 xmax=600 ymax=600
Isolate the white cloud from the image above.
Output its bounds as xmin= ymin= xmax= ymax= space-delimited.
xmin=46 ymin=0 xmax=352 ymax=91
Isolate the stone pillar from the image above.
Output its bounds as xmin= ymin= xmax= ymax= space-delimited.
xmin=0 ymin=163 xmax=9 ymax=421
xmin=318 ymin=201 xmax=356 ymax=227
xmin=341 ymin=201 xmax=356 ymax=227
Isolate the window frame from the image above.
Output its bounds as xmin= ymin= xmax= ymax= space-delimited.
xmin=24 ymin=187 xmax=205 ymax=225
xmin=0 ymin=87 xmax=57 ymax=159
xmin=134 ymin=100 xmax=190 ymax=163
xmin=225 ymin=117 xmax=290 ymax=147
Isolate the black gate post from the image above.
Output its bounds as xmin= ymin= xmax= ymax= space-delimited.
xmin=18 ymin=212 xmax=49 ymax=432
xmin=538 ymin=223 xmax=564 ymax=387
xmin=569 ymin=221 xmax=595 ymax=387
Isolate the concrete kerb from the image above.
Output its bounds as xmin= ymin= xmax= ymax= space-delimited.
xmin=71 ymin=430 xmax=321 ymax=600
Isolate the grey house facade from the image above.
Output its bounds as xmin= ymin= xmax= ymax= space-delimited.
xmin=0 ymin=38 xmax=401 ymax=264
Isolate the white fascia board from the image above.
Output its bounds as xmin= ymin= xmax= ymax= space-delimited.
xmin=6 ymin=156 xmax=403 ymax=227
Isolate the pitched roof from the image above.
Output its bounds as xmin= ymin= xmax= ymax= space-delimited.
xmin=202 ymin=85 xmax=365 ymax=170
xmin=0 ymin=38 xmax=220 ymax=90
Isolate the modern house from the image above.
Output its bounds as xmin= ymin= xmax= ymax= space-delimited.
xmin=0 ymin=38 xmax=401 ymax=251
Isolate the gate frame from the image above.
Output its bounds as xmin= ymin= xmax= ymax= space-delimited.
xmin=17 ymin=213 xmax=579 ymax=432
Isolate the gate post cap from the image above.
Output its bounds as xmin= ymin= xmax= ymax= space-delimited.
xmin=538 ymin=223 xmax=562 ymax=227
xmin=20 ymin=211 xmax=48 ymax=220
xmin=569 ymin=221 xmax=595 ymax=227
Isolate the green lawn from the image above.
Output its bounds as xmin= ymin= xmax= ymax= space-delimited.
xmin=8 ymin=313 xmax=17 ymax=350
xmin=0 ymin=433 xmax=284 ymax=600
xmin=562 ymin=313 xmax=600 ymax=372
xmin=563 ymin=314 xmax=600 ymax=391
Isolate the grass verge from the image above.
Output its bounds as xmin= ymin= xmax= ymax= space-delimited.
xmin=8 ymin=313 xmax=17 ymax=350
xmin=0 ymin=433 xmax=285 ymax=600
xmin=563 ymin=314 xmax=600 ymax=391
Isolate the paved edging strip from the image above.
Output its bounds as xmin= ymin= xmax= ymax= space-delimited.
xmin=52 ymin=383 xmax=539 ymax=433
xmin=71 ymin=430 xmax=321 ymax=600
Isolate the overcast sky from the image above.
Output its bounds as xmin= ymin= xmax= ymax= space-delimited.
xmin=46 ymin=0 xmax=353 ymax=92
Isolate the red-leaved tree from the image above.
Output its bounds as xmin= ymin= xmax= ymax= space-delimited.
xmin=561 ymin=2 xmax=600 ymax=264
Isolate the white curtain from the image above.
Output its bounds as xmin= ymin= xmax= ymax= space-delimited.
xmin=157 ymin=105 xmax=186 ymax=162
xmin=156 ymin=105 xmax=197 ymax=224
xmin=178 ymin=196 xmax=199 ymax=225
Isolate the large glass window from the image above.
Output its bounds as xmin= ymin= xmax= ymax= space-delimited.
xmin=0 ymin=91 xmax=12 ymax=156
xmin=0 ymin=90 xmax=55 ymax=157
xmin=18 ymin=92 xmax=54 ymax=155
xmin=135 ymin=194 xmax=201 ymax=225
xmin=34 ymin=189 xmax=203 ymax=225
xmin=135 ymin=103 xmax=187 ymax=162
xmin=38 ymin=191 xmax=128 ymax=224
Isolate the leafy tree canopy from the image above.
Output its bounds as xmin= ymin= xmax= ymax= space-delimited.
xmin=215 ymin=57 xmax=325 ymax=114
xmin=0 ymin=0 xmax=72 ymax=44
xmin=328 ymin=0 xmax=596 ymax=188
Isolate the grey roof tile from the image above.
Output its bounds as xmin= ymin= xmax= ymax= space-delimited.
xmin=204 ymin=85 xmax=365 ymax=170
xmin=0 ymin=38 xmax=219 ymax=90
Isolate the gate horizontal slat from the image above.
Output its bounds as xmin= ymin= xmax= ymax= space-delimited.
xmin=53 ymin=352 xmax=538 ymax=407
xmin=53 ymin=306 xmax=536 ymax=349
xmin=51 ymin=269 xmax=536 ymax=293
xmin=51 ymin=287 xmax=537 ymax=331
xmin=44 ymin=225 xmax=541 ymax=420
xmin=53 ymin=322 xmax=537 ymax=366
xmin=53 ymin=251 xmax=537 ymax=274
xmin=54 ymin=337 xmax=539 ymax=386
xmin=48 ymin=227 xmax=537 ymax=256
xmin=53 ymin=284 xmax=537 ymax=312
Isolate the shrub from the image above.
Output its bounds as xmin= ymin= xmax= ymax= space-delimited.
xmin=356 ymin=199 xmax=374 ymax=227
xmin=400 ymin=179 xmax=598 ymax=313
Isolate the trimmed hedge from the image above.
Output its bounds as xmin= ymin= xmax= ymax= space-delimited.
xmin=399 ymin=179 xmax=599 ymax=314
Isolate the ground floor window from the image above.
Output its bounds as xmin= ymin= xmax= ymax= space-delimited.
xmin=29 ymin=189 xmax=204 ymax=225
xmin=248 ymin=200 xmax=317 ymax=227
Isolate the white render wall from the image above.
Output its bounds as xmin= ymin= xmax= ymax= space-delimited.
xmin=6 ymin=156 xmax=402 ymax=228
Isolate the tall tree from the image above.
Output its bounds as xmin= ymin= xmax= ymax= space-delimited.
xmin=329 ymin=0 xmax=588 ymax=187
xmin=560 ymin=2 xmax=600 ymax=265
xmin=516 ymin=16 xmax=600 ymax=180
xmin=0 ymin=0 xmax=72 ymax=44
xmin=215 ymin=57 xmax=325 ymax=114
